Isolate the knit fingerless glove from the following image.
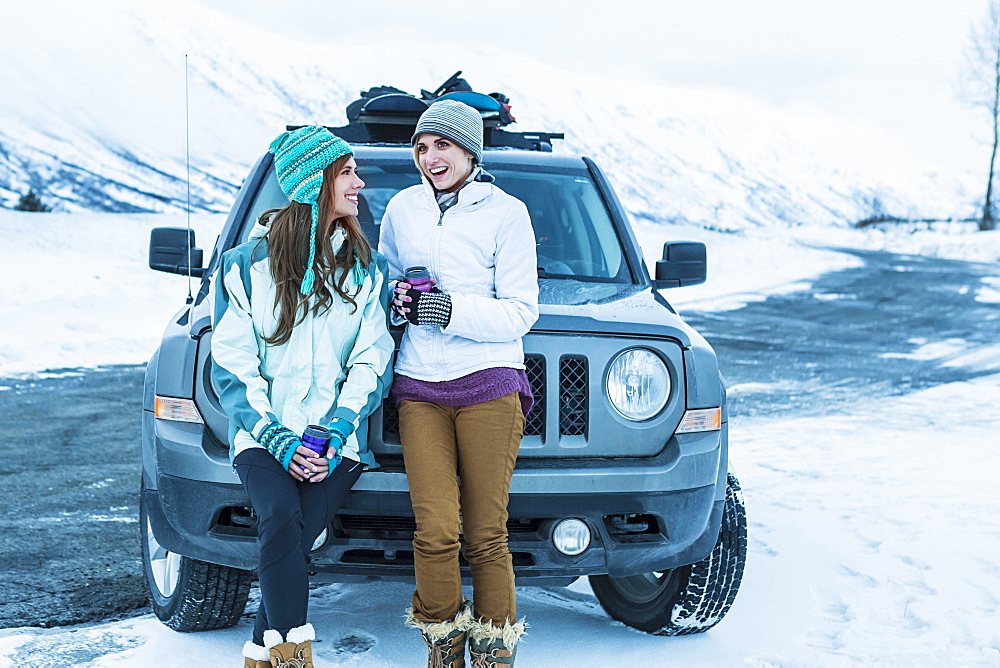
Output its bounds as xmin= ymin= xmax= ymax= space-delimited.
xmin=403 ymin=289 xmax=452 ymax=327
xmin=326 ymin=418 xmax=354 ymax=468
xmin=257 ymin=422 xmax=301 ymax=471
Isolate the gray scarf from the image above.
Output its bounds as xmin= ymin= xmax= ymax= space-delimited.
xmin=435 ymin=167 xmax=491 ymax=213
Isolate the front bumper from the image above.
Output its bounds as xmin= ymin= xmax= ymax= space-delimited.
xmin=145 ymin=475 xmax=722 ymax=586
xmin=144 ymin=414 xmax=727 ymax=584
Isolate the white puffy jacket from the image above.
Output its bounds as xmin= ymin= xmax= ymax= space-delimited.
xmin=378 ymin=172 xmax=539 ymax=381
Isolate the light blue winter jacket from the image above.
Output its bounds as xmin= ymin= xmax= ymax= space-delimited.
xmin=211 ymin=223 xmax=394 ymax=468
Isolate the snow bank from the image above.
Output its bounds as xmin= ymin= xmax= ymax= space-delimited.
xmin=3 ymin=210 xmax=998 ymax=378
xmin=0 ymin=211 xmax=224 ymax=377
xmin=792 ymin=223 xmax=1000 ymax=266
xmin=632 ymin=221 xmax=864 ymax=312
xmin=632 ymin=219 xmax=1000 ymax=312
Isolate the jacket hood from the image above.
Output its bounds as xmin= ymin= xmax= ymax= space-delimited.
xmin=248 ymin=218 xmax=270 ymax=241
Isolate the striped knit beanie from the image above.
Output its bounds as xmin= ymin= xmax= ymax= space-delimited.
xmin=268 ymin=125 xmax=353 ymax=295
xmin=411 ymin=99 xmax=484 ymax=164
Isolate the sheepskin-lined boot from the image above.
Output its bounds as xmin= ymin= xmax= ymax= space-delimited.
xmin=405 ymin=601 xmax=473 ymax=667
xmin=467 ymin=617 xmax=526 ymax=667
xmin=242 ymin=640 xmax=271 ymax=668
xmin=263 ymin=623 xmax=315 ymax=668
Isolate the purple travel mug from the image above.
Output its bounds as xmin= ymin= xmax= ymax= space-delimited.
xmin=404 ymin=266 xmax=433 ymax=292
xmin=300 ymin=425 xmax=330 ymax=473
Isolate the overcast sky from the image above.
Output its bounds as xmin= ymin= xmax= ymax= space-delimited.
xmin=214 ymin=0 xmax=991 ymax=178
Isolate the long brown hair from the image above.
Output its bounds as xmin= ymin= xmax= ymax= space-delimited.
xmin=258 ymin=154 xmax=372 ymax=346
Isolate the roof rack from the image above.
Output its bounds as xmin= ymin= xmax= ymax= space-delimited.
xmin=289 ymin=71 xmax=564 ymax=153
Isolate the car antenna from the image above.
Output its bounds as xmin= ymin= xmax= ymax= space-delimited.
xmin=184 ymin=54 xmax=194 ymax=310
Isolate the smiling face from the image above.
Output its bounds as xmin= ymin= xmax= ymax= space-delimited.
xmin=328 ymin=155 xmax=364 ymax=220
xmin=414 ymin=134 xmax=475 ymax=193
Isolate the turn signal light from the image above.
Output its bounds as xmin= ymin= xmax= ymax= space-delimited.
xmin=154 ymin=395 xmax=204 ymax=424
xmin=676 ymin=407 xmax=722 ymax=433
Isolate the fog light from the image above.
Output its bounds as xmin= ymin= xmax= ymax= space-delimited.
xmin=311 ymin=528 xmax=328 ymax=552
xmin=552 ymin=518 xmax=591 ymax=556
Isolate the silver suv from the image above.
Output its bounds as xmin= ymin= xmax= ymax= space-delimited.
xmin=141 ymin=87 xmax=746 ymax=637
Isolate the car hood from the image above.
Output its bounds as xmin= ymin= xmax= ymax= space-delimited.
xmin=536 ymin=280 xmax=699 ymax=347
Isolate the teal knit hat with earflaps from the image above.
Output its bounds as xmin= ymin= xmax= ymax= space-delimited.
xmin=269 ymin=125 xmax=356 ymax=295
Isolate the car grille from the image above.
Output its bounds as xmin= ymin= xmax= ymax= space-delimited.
xmin=380 ymin=354 xmax=588 ymax=439
xmin=338 ymin=549 xmax=535 ymax=567
xmin=338 ymin=514 xmax=543 ymax=540
xmin=382 ymin=397 xmax=400 ymax=437
xmin=558 ymin=355 xmax=588 ymax=436
xmin=523 ymin=354 xmax=545 ymax=436
xmin=212 ymin=509 xmax=543 ymax=541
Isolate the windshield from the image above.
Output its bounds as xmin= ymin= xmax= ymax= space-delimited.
xmin=240 ymin=161 xmax=632 ymax=283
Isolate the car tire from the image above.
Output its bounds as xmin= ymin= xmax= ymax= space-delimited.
xmin=140 ymin=479 xmax=253 ymax=632
xmin=589 ymin=471 xmax=747 ymax=635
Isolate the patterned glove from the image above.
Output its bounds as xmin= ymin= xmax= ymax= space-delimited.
xmin=395 ymin=287 xmax=452 ymax=327
xmin=256 ymin=422 xmax=301 ymax=471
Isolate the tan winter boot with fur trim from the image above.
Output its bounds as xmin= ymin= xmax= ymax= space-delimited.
xmin=405 ymin=601 xmax=474 ymax=667
xmin=263 ymin=623 xmax=315 ymax=668
xmin=467 ymin=616 xmax=526 ymax=667
xmin=242 ymin=639 xmax=271 ymax=667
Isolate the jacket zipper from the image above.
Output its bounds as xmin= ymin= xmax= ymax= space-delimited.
xmin=431 ymin=203 xmax=446 ymax=374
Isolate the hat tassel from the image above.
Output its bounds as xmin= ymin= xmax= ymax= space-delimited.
xmin=351 ymin=255 xmax=367 ymax=286
xmin=300 ymin=206 xmax=320 ymax=295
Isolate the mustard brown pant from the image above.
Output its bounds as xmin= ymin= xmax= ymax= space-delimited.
xmin=400 ymin=392 xmax=525 ymax=627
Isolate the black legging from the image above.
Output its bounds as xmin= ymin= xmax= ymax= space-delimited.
xmin=235 ymin=447 xmax=362 ymax=644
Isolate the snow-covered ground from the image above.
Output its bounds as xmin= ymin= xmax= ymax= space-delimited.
xmin=1 ymin=210 xmax=999 ymax=665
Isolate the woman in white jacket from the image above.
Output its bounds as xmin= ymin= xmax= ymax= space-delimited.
xmin=212 ymin=126 xmax=393 ymax=668
xmin=379 ymin=99 xmax=538 ymax=667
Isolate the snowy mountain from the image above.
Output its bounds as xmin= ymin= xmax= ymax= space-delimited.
xmin=0 ymin=0 xmax=978 ymax=228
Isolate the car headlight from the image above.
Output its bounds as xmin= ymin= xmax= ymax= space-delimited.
xmin=606 ymin=348 xmax=670 ymax=421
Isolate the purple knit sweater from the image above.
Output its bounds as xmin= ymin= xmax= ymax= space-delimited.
xmin=392 ymin=367 xmax=535 ymax=417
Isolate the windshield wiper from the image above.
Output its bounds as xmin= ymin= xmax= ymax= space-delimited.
xmin=537 ymin=268 xmax=576 ymax=280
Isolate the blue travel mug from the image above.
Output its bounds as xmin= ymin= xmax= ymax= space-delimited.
xmin=300 ymin=425 xmax=330 ymax=473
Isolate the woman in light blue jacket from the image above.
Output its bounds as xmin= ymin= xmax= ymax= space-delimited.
xmin=212 ymin=126 xmax=393 ymax=667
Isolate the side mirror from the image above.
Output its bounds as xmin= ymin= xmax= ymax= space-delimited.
xmin=149 ymin=227 xmax=204 ymax=277
xmin=653 ymin=241 xmax=706 ymax=289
